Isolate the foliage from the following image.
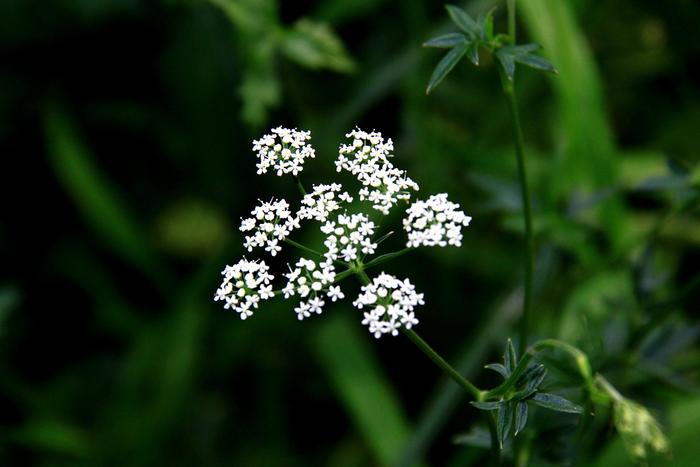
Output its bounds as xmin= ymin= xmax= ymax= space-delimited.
xmin=1 ymin=0 xmax=699 ymax=466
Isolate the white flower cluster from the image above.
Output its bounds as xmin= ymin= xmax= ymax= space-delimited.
xmin=297 ymin=183 xmax=353 ymax=222
xmin=214 ymin=258 xmax=274 ymax=319
xmin=353 ymin=273 xmax=423 ymax=338
xmin=253 ymin=127 xmax=315 ymax=176
xmin=240 ymin=198 xmax=299 ymax=256
xmin=282 ymin=258 xmax=345 ymax=320
xmin=336 ymin=128 xmax=419 ymax=215
xmin=403 ymin=193 xmax=472 ymax=248
xmin=321 ymin=213 xmax=377 ymax=263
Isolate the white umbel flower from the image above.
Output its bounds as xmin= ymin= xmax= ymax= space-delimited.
xmin=283 ymin=258 xmax=340 ymax=320
xmin=253 ymin=127 xmax=316 ymax=176
xmin=321 ymin=213 xmax=377 ymax=263
xmin=403 ymin=193 xmax=472 ymax=248
xmin=214 ymin=258 xmax=275 ymax=319
xmin=240 ymin=198 xmax=299 ymax=256
xmin=336 ymin=128 xmax=419 ymax=215
xmin=297 ymin=183 xmax=354 ymax=222
xmin=353 ymin=273 xmax=424 ymax=338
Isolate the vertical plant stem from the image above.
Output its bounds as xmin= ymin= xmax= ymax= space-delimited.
xmin=499 ymin=68 xmax=534 ymax=356
xmin=507 ymin=0 xmax=516 ymax=40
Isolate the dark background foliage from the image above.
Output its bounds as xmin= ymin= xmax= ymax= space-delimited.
xmin=1 ymin=0 xmax=699 ymax=466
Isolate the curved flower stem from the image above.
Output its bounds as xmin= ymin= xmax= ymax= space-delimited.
xmin=402 ymin=328 xmax=484 ymax=400
xmin=362 ymin=247 xmax=413 ymax=271
xmin=499 ymin=66 xmax=534 ymax=357
xmin=283 ymin=238 xmax=350 ymax=268
xmin=353 ymin=266 xmax=484 ymax=400
xmin=293 ymin=174 xmax=307 ymax=195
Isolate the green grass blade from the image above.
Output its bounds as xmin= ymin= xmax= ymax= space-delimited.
xmin=314 ymin=313 xmax=417 ymax=466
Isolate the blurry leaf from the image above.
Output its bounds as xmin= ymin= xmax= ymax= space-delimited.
xmin=520 ymin=0 xmax=629 ymax=251
xmin=43 ymin=103 xmax=160 ymax=275
xmin=13 ymin=419 xmax=90 ymax=457
xmin=314 ymin=313 xmax=413 ymax=466
xmin=445 ymin=4 xmax=478 ymax=38
xmin=426 ymin=44 xmax=467 ymax=94
xmin=153 ymin=199 xmax=230 ymax=257
xmin=495 ymin=43 xmax=557 ymax=80
xmin=514 ymin=401 xmax=528 ymax=436
xmin=281 ymin=19 xmax=355 ymax=72
xmin=206 ymin=0 xmax=277 ymax=32
xmin=471 ymin=401 xmax=503 ymax=411
xmin=504 ymin=339 xmax=517 ymax=373
xmin=466 ymin=41 xmax=480 ymax=66
xmin=485 ymin=363 xmax=509 ymax=378
xmin=530 ymin=393 xmax=583 ymax=414
xmin=496 ymin=402 xmax=514 ymax=448
xmin=423 ymin=32 xmax=467 ymax=49
xmin=477 ymin=7 xmax=496 ymax=40
xmin=452 ymin=426 xmax=492 ymax=449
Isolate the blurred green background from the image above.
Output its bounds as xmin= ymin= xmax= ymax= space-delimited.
xmin=1 ymin=0 xmax=699 ymax=465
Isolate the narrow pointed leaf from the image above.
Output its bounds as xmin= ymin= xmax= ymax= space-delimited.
xmin=500 ymin=43 xmax=541 ymax=56
xmin=531 ymin=393 xmax=583 ymax=414
xmin=513 ymin=53 xmax=558 ymax=74
xmin=496 ymin=403 xmax=514 ymax=448
xmin=471 ymin=400 xmax=503 ymax=411
xmin=514 ymin=402 xmax=528 ymax=436
xmin=426 ymin=44 xmax=466 ymax=94
xmin=466 ymin=41 xmax=480 ymax=66
xmin=495 ymin=51 xmax=515 ymax=80
xmin=485 ymin=363 xmax=509 ymax=379
xmin=504 ymin=339 xmax=517 ymax=373
xmin=445 ymin=4 xmax=478 ymax=38
xmin=477 ymin=7 xmax=496 ymax=40
xmin=423 ymin=33 xmax=467 ymax=48
xmin=524 ymin=365 xmax=547 ymax=392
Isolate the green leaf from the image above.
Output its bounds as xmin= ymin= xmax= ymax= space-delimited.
xmin=514 ymin=402 xmax=528 ymax=436
xmin=471 ymin=400 xmax=504 ymax=411
xmin=504 ymin=339 xmax=517 ymax=373
xmin=466 ymin=41 xmax=480 ymax=66
xmin=314 ymin=313 xmax=413 ymax=466
xmin=426 ymin=44 xmax=467 ymax=94
xmin=524 ymin=365 xmax=547 ymax=392
xmin=513 ymin=53 xmax=558 ymax=74
xmin=496 ymin=403 xmax=514 ymax=448
xmin=530 ymin=393 xmax=583 ymax=414
xmin=495 ymin=49 xmax=516 ymax=81
xmin=445 ymin=4 xmax=478 ymax=38
xmin=485 ymin=363 xmax=509 ymax=379
xmin=281 ymin=19 xmax=355 ymax=72
xmin=500 ymin=43 xmax=541 ymax=55
xmin=477 ymin=7 xmax=496 ymax=40
xmin=423 ymin=33 xmax=467 ymax=49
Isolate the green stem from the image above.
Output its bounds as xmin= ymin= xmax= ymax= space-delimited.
xmin=353 ymin=267 xmax=483 ymax=400
xmin=403 ymin=328 xmax=484 ymax=400
xmin=362 ymin=247 xmax=413 ymax=271
xmin=499 ymin=68 xmax=534 ymax=356
xmin=506 ymin=0 xmax=516 ymax=41
xmin=293 ymin=174 xmax=307 ymax=196
xmin=283 ymin=238 xmax=323 ymax=258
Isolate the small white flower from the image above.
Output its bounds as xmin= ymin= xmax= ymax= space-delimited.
xmin=297 ymin=183 xmax=354 ymax=222
xmin=337 ymin=128 xmax=419 ymax=215
xmin=321 ymin=213 xmax=377 ymax=264
xmin=353 ymin=272 xmax=424 ymax=338
xmin=214 ymin=258 xmax=275 ymax=319
xmin=403 ymin=193 xmax=472 ymax=248
xmin=253 ymin=127 xmax=316 ymax=176
xmin=284 ymin=257 xmax=341 ymax=320
xmin=240 ymin=198 xmax=297 ymax=256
